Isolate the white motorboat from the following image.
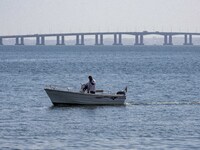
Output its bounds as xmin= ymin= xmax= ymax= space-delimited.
xmin=44 ymin=85 xmax=127 ymax=105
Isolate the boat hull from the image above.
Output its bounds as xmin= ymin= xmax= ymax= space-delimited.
xmin=45 ymin=88 xmax=126 ymax=105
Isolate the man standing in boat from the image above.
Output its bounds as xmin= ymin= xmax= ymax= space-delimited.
xmin=83 ymin=76 xmax=96 ymax=94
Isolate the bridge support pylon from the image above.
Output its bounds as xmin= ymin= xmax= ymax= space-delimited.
xmin=76 ymin=35 xmax=84 ymax=45
xmin=134 ymin=34 xmax=144 ymax=45
xmin=15 ymin=37 xmax=24 ymax=45
xmin=0 ymin=38 xmax=3 ymax=45
xmin=56 ymin=35 xmax=65 ymax=45
xmin=184 ymin=34 xmax=193 ymax=45
xmin=36 ymin=36 xmax=45 ymax=45
xmin=113 ymin=34 xmax=123 ymax=45
xmin=163 ymin=34 xmax=173 ymax=45
xmin=95 ymin=34 xmax=103 ymax=45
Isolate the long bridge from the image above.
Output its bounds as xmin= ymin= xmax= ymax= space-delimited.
xmin=0 ymin=31 xmax=200 ymax=46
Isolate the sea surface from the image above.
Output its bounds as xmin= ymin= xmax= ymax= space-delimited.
xmin=0 ymin=45 xmax=200 ymax=150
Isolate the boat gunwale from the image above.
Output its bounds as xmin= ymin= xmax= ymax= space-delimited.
xmin=44 ymin=88 xmax=126 ymax=98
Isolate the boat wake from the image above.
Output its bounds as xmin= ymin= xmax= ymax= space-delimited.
xmin=126 ymin=101 xmax=200 ymax=106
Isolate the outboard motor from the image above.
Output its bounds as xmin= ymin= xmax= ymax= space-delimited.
xmin=116 ymin=86 xmax=127 ymax=95
xmin=116 ymin=91 xmax=126 ymax=95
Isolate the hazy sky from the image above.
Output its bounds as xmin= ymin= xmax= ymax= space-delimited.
xmin=1 ymin=0 xmax=200 ymax=35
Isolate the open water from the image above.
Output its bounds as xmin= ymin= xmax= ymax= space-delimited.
xmin=0 ymin=45 xmax=200 ymax=150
